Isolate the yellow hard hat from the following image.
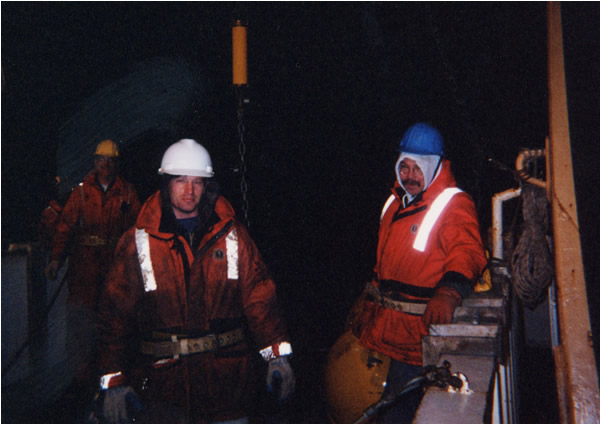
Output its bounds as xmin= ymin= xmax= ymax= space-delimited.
xmin=95 ymin=139 xmax=120 ymax=157
xmin=324 ymin=330 xmax=390 ymax=424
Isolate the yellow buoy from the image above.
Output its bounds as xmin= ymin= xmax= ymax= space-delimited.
xmin=324 ymin=330 xmax=390 ymax=424
xmin=232 ymin=20 xmax=247 ymax=86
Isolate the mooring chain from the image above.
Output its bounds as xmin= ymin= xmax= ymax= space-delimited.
xmin=237 ymin=101 xmax=250 ymax=228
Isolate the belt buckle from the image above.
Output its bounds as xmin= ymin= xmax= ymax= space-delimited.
xmin=86 ymin=235 xmax=105 ymax=246
xmin=170 ymin=334 xmax=181 ymax=359
xmin=179 ymin=338 xmax=189 ymax=356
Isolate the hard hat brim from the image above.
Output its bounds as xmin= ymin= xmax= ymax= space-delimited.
xmin=158 ymin=168 xmax=214 ymax=178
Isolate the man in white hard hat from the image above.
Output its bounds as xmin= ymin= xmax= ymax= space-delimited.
xmin=96 ymin=139 xmax=295 ymax=424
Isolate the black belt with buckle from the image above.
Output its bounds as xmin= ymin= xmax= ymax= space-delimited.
xmin=365 ymin=283 xmax=428 ymax=315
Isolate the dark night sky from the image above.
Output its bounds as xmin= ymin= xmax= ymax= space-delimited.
xmin=2 ymin=2 xmax=599 ymax=349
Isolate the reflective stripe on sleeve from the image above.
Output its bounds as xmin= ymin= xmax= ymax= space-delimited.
xmin=100 ymin=371 xmax=124 ymax=390
xmin=413 ymin=187 xmax=462 ymax=252
xmin=135 ymin=228 xmax=157 ymax=292
xmin=226 ymin=228 xmax=239 ymax=280
xmin=259 ymin=342 xmax=293 ymax=361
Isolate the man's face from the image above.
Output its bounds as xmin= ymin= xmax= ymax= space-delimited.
xmin=398 ymin=158 xmax=425 ymax=196
xmin=169 ymin=175 xmax=205 ymax=219
xmin=94 ymin=155 xmax=118 ymax=180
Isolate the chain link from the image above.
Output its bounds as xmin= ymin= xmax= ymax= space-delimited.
xmin=237 ymin=94 xmax=250 ymax=228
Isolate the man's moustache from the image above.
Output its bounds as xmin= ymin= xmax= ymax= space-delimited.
xmin=402 ymin=180 xmax=420 ymax=186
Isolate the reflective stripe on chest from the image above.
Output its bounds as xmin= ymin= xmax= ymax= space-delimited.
xmin=413 ymin=187 xmax=462 ymax=252
xmin=226 ymin=228 xmax=239 ymax=280
xmin=134 ymin=226 xmax=240 ymax=293
xmin=135 ymin=228 xmax=157 ymax=292
xmin=381 ymin=187 xmax=463 ymax=252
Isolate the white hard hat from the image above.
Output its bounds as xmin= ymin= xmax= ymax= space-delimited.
xmin=158 ymin=139 xmax=214 ymax=177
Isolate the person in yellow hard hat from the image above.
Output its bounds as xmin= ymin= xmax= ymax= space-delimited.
xmin=45 ymin=139 xmax=141 ymax=409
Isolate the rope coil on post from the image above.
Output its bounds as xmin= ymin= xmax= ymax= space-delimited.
xmin=510 ymin=150 xmax=554 ymax=309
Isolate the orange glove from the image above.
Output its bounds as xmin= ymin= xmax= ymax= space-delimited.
xmin=422 ymin=287 xmax=462 ymax=327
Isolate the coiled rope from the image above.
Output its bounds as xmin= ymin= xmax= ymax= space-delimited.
xmin=510 ymin=182 xmax=554 ymax=309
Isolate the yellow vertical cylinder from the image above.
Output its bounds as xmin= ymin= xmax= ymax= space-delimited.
xmin=232 ymin=20 xmax=247 ymax=85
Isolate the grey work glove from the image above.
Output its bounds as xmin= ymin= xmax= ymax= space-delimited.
xmin=266 ymin=356 xmax=295 ymax=402
xmin=102 ymin=386 xmax=142 ymax=424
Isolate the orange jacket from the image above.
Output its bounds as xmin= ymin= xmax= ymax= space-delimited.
xmin=50 ymin=171 xmax=140 ymax=308
xmin=97 ymin=191 xmax=289 ymax=421
xmin=357 ymin=159 xmax=487 ymax=365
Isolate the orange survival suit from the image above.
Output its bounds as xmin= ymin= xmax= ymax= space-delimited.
xmin=50 ymin=171 xmax=141 ymax=309
xmin=355 ymin=159 xmax=487 ymax=366
xmin=97 ymin=191 xmax=290 ymax=422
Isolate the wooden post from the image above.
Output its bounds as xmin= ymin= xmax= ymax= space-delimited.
xmin=547 ymin=3 xmax=600 ymax=422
